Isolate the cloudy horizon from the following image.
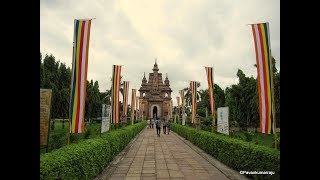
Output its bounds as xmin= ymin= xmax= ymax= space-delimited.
xmin=41 ymin=0 xmax=280 ymax=106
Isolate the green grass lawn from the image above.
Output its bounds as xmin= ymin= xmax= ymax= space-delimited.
xmin=41 ymin=120 xmax=143 ymax=154
xmin=230 ymin=130 xmax=280 ymax=149
xmin=186 ymin=122 xmax=280 ymax=150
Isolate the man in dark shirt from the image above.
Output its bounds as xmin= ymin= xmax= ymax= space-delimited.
xmin=167 ymin=120 xmax=171 ymax=134
xmin=155 ymin=118 xmax=161 ymax=137
xmin=162 ymin=119 xmax=167 ymax=134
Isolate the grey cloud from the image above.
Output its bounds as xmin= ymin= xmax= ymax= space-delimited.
xmin=41 ymin=0 xmax=280 ymax=101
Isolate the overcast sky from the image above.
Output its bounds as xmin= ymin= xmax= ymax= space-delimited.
xmin=41 ymin=0 xmax=280 ymax=106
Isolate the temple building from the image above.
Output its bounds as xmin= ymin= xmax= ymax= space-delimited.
xmin=138 ymin=60 xmax=172 ymax=120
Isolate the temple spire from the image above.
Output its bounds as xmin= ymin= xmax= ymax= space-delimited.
xmin=165 ymin=73 xmax=169 ymax=85
xmin=152 ymin=58 xmax=159 ymax=72
xmin=142 ymin=72 xmax=147 ymax=84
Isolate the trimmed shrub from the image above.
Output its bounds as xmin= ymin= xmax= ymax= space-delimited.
xmin=40 ymin=121 xmax=146 ymax=180
xmin=84 ymin=128 xmax=91 ymax=139
xmin=51 ymin=121 xmax=55 ymax=130
xmin=171 ymin=123 xmax=279 ymax=180
xmin=272 ymin=136 xmax=280 ymax=150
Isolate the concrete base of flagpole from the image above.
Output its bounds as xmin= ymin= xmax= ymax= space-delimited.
xmin=121 ymin=115 xmax=127 ymax=128
xmin=195 ymin=115 xmax=201 ymax=130
xmin=195 ymin=122 xmax=200 ymax=130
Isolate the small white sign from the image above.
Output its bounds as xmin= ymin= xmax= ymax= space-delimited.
xmin=101 ymin=104 xmax=111 ymax=133
xmin=217 ymin=107 xmax=229 ymax=135
xmin=182 ymin=113 xmax=186 ymax=125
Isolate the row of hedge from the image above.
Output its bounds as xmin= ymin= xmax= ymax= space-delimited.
xmin=40 ymin=121 xmax=147 ymax=180
xmin=171 ymin=123 xmax=280 ymax=180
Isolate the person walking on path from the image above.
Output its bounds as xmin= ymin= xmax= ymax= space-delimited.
xmin=151 ymin=118 xmax=154 ymax=128
xmin=147 ymin=119 xmax=151 ymax=128
xmin=167 ymin=120 xmax=171 ymax=134
xmin=162 ymin=119 xmax=167 ymax=134
xmin=155 ymin=118 xmax=161 ymax=137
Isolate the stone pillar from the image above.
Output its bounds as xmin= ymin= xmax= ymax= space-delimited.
xmin=195 ymin=114 xmax=201 ymax=130
xmin=121 ymin=115 xmax=127 ymax=128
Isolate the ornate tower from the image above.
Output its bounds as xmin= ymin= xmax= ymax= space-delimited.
xmin=138 ymin=59 xmax=172 ymax=120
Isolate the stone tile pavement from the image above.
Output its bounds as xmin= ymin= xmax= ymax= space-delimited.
xmin=95 ymin=126 xmax=248 ymax=180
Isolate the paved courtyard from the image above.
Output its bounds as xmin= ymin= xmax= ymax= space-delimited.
xmin=97 ymin=126 xmax=243 ymax=180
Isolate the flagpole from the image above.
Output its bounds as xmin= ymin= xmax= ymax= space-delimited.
xmin=100 ymin=105 xmax=103 ymax=137
xmin=117 ymin=100 xmax=120 ymax=129
xmin=75 ymin=18 xmax=96 ymax=21
xmin=109 ymin=74 xmax=113 ymax=132
xmin=270 ymin=52 xmax=277 ymax=149
xmin=246 ymin=22 xmax=269 ymax=26
xmin=212 ymin=111 xmax=215 ymax=133
xmin=68 ymin=41 xmax=74 ymax=145
xmin=67 ymin=20 xmax=77 ymax=145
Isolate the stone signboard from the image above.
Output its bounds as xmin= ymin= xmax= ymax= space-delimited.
xmin=40 ymin=89 xmax=52 ymax=146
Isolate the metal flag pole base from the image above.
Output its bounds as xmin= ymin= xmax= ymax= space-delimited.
xmin=211 ymin=115 xmax=215 ymax=133
xmin=67 ymin=119 xmax=71 ymax=145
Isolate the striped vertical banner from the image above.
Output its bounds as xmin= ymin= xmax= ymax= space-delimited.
xmin=122 ymin=81 xmax=130 ymax=116
xmin=136 ymin=96 xmax=139 ymax=121
xmin=205 ymin=67 xmax=215 ymax=125
xmin=179 ymin=90 xmax=185 ymax=115
xmin=139 ymin=100 xmax=142 ymax=119
xmin=176 ymin=96 xmax=180 ymax=116
xmin=190 ymin=81 xmax=197 ymax=123
xmin=141 ymin=103 xmax=144 ymax=120
xmin=167 ymin=101 xmax=170 ymax=120
xmin=131 ymin=89 xmax=136 ymax=125
xmin=170 ymin=100 xmax=173 ymax=120
xmin=110 ymin=65 xmax=122 ymax=124
xmin=251 ymin=22 xmax=274 ymax=134
xmin=69 ymin=19 xmax=92 ymax=133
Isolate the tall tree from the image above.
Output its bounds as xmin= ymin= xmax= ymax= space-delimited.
xmin=225 ymin=69 xmax=259 ymax=130
xmin=41 ymin=52 xmax=104 ymax=120
xmin=183 ymin=82 xmax=201 ymax=107
xmin=40 ymin=53 xmax=44 ymax=87
xmin=197 ymin=84 xmax=225 ymax=119
xmin=85 ymin=80 xmax=94 ymax=120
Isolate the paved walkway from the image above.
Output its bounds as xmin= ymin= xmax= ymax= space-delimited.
xmin=96 ymin=127 xmax=245 ymax=180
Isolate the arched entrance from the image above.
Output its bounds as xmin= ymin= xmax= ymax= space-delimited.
xmin=152 ymin=106 xmax=158 ymax=119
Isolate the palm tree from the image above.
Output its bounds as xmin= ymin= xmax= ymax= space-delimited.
xmin=183 ymin=82 xmax=201 ymax=107
xmin=101 ymin=89 xmax=112 ymax=105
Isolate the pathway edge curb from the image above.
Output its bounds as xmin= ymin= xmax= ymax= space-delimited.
xmin=171 ymin=131 xmax=249 ymax=180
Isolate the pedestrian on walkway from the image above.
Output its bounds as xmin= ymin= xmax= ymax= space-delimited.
xmin=155 ymin=118 xmax=161 ymax=137
xmin=167 ymin=120 xmax=171 ymax=134
xmin=147 ymin=119 xmax=151 ymax=128
xmin=151 ymin=118 xmax=154 ymax=128
xmin=162 ymin=119 xmax=167 ymax=134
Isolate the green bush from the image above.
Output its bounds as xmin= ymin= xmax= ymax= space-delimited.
xmin=51 ymin=121 xmax=55 ymax=130
xmin=62 ymin=121 xmax=65 ymax=129
xmin=244 ymin=131 xmax=254 ymax=142
xmin=272 ymin=136 xmax=280 ymax=150
xmin=49 ymin=134 xmax=64 ymax=150
xmin=171 ymin=123 xmax=280 ymax=180
xmin=40 ymin=121 xmax=146 ymax=180
xmin=84 ymin=128 xmax=91 ymax=139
